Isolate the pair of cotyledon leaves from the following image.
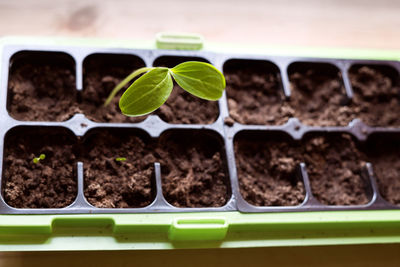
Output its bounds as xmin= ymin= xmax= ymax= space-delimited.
xmin=105 ymin=61 xmax=226 ymax=116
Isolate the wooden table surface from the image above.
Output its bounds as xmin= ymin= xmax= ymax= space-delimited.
xmin=1 ymin=245 xmax=400 ymax=267
xmin=0 ymin=0 xmax=400 ymax=266
xmin=0 ymin=0 xmax=399 ymax=49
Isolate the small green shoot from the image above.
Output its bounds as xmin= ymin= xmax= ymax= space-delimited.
xmin=104 ymin=61 xmax=226 ymax=116
xmin=33 ymin=154 xmax=46 ymax=164
xmin=115 ymin=157 xmax=127 ymax=162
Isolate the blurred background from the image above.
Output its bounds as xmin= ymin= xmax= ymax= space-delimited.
xmin=1 ymin=0 xmax=400 ymax=266
xmin=0 ymin=0 xmax=399 ymax=49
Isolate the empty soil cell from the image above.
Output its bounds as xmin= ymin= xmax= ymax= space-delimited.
xmin=349 ymin=65 xmax=400 ymax=127
xmin=365 ymin=134 xmax=400 ymax=205
xmin=224 ymin=59 xmax=289 ymax=125
xmin=303 ymin=133 xmax=370 ymax=205
xmin=7 ymin=51 xmax=78 ymax=121
xmin=234 ymin=132 xmax=305 ymax=206
xmin=153 ymin=56 xmax=219 ymax=124
xmin=288 ymin=62 xmax=354 ymax=126
xmin=82 ymin=129 xmax=155 ymax=208
xmin=82 ymin=129 xmax=229 ymax=208
xmin=2 ymin=127 xmax=77 ymax=208
xmin=81 ymin=53 xmax=147 ymax=123
xmin=158 ymin=130 xmax=229 ymax=207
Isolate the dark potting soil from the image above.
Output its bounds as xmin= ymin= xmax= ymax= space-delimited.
xmin=155 ymin=85 xmax=219 ymax=124
xmin=82 ymin=130 xmax=228 ymax=208
xmin=365 ymin=134 xmax=400 ymax=205
xmin=224 ymin=60 xmax=290 ymax=125
xmin=349 ymin=65 xmax=400 ymax=127
xmin=82 ymin=130 xmax=155 ymax=208
xmin=81 ymin=54 xmax=147 ymax=123
xmin=158 ymin=131 xmax=229 ymax=207
xmin=2 ymin=128 xmax=77 ymax=208
xmin=235 ymin=132 xmax=371 ymax=206
xmin=303 ymin=134 xmax=370 ymax=205
xmin=289 ymin=63 xmax=354 ymax=126
xmin=234 ymin=133 xmax=305 ymax=206
xmin=153 ymin=56 xmax=219 ymax=124
xmin=8 ymin=52 xmax=78 ymax=121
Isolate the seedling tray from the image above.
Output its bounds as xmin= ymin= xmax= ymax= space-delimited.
xmin=0 ymin=36 xmax=400 ymax=251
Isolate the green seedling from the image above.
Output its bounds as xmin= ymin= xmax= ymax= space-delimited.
xmin=33 ymin=154 xmax=46 ymax=164
xmin=115 ymin=157 xmax=127 ymax=162
xmin=104 ymin=61 xmax=226 ymax=116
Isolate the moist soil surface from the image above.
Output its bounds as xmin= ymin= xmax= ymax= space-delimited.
xmin=235 ymin=133 xmax=370 ymax=206
xmin=155 ymin=85 xmax=219 ymax=124
xmin=157 ymin=132 xmax=229 ymax=207
xmin=349 ymin=65 xmax=400 ymax=127
xmin=303 ymin=134 xmax=369 ymax=205
xmin=225 ymin=62 xmax=400 ymax=127
xmin=289 ymin=64 xmax=354 ymax=126
xmin=8 ymin=55 xmax=78 ymax=121
xmin=234 ymin=134 xmax=305 ymax=206
xmin=225 ymin=61 xmax=290 ymax=125
xmin=154 ymin=56 xmax=219 ymax=124
xmin=83 ymin=130 xmax=155 ymax=208
xmin=365 ymin=135 xmax=400 ymax=205
xmin=80 ymin=54 xmax=147 ymax=123
xmin=2 ymin=129 xmax=77 ymax=208
xmin=82 ymin=130 xmax=228 ymax=208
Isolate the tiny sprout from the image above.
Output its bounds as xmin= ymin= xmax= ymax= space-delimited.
xmin=115 ymin=157 xmax=127 ymax=162
xmin=33 ymin=154 xmax=46 ymax=164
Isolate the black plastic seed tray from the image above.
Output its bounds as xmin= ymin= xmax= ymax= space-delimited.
xmin=0 ymin=44 xmax=399 ymax=215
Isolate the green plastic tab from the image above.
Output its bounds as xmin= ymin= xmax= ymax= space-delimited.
xmin=156 ymin=32 xmax=204 ymax=50
xmin=168 ymin=218 xmax=228 ymax=241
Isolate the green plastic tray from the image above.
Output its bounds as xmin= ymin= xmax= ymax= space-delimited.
xmin=0 ymin=36 xmax=399 ymax=251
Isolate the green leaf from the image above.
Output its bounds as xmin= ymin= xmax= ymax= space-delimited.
xmin=119 ymin=68 xmax=173 ymax=116
xmin=170 ymin=61 xmax=225 ymax=100
xmin=104 ymin=67 xmax=154 ymax=107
